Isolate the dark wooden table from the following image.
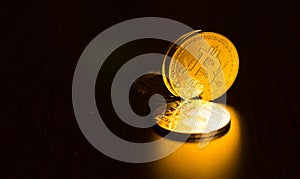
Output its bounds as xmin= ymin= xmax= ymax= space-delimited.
xmin=1 ymin=0 xmax=300 ymax=178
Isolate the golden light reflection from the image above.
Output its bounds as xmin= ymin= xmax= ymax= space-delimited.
xmin=152 ymin=106 xmax=241 ymax=179
xmin=155 ymin=100 xmax=231 ymax=136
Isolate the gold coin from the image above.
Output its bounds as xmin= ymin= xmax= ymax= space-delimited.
xmin=163 ymin=31 xmax=239 ymax=100
xmin=154 ymin=100 xmax=231 ymax=137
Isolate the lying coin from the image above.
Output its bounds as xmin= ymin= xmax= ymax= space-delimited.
xmin=163 ymin=31 xmax=239 ymax=100
xmin=154 ymin=100 xmax=231 ymax=138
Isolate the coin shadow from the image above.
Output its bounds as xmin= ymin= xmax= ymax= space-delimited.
xmin=129 ymin=73 xmax=180 ymax=116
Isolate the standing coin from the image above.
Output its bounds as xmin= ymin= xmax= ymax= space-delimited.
xmin=163 ymin=31 xmax=239 ymax=100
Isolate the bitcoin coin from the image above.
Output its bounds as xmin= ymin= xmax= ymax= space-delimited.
xmin=163 ymin=31 xmax=239 ymax=100
xmin=154 ymin=100 xmax=230 ymax=138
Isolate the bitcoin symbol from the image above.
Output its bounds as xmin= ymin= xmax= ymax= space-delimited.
xmin=195 ymin=46 xmax=221 ymax=84
xmin=163 ymin=31 xmax=239 ymax=101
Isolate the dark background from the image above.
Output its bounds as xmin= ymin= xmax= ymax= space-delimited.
xmin=1 ymin=0 xmax=300 ymax=178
